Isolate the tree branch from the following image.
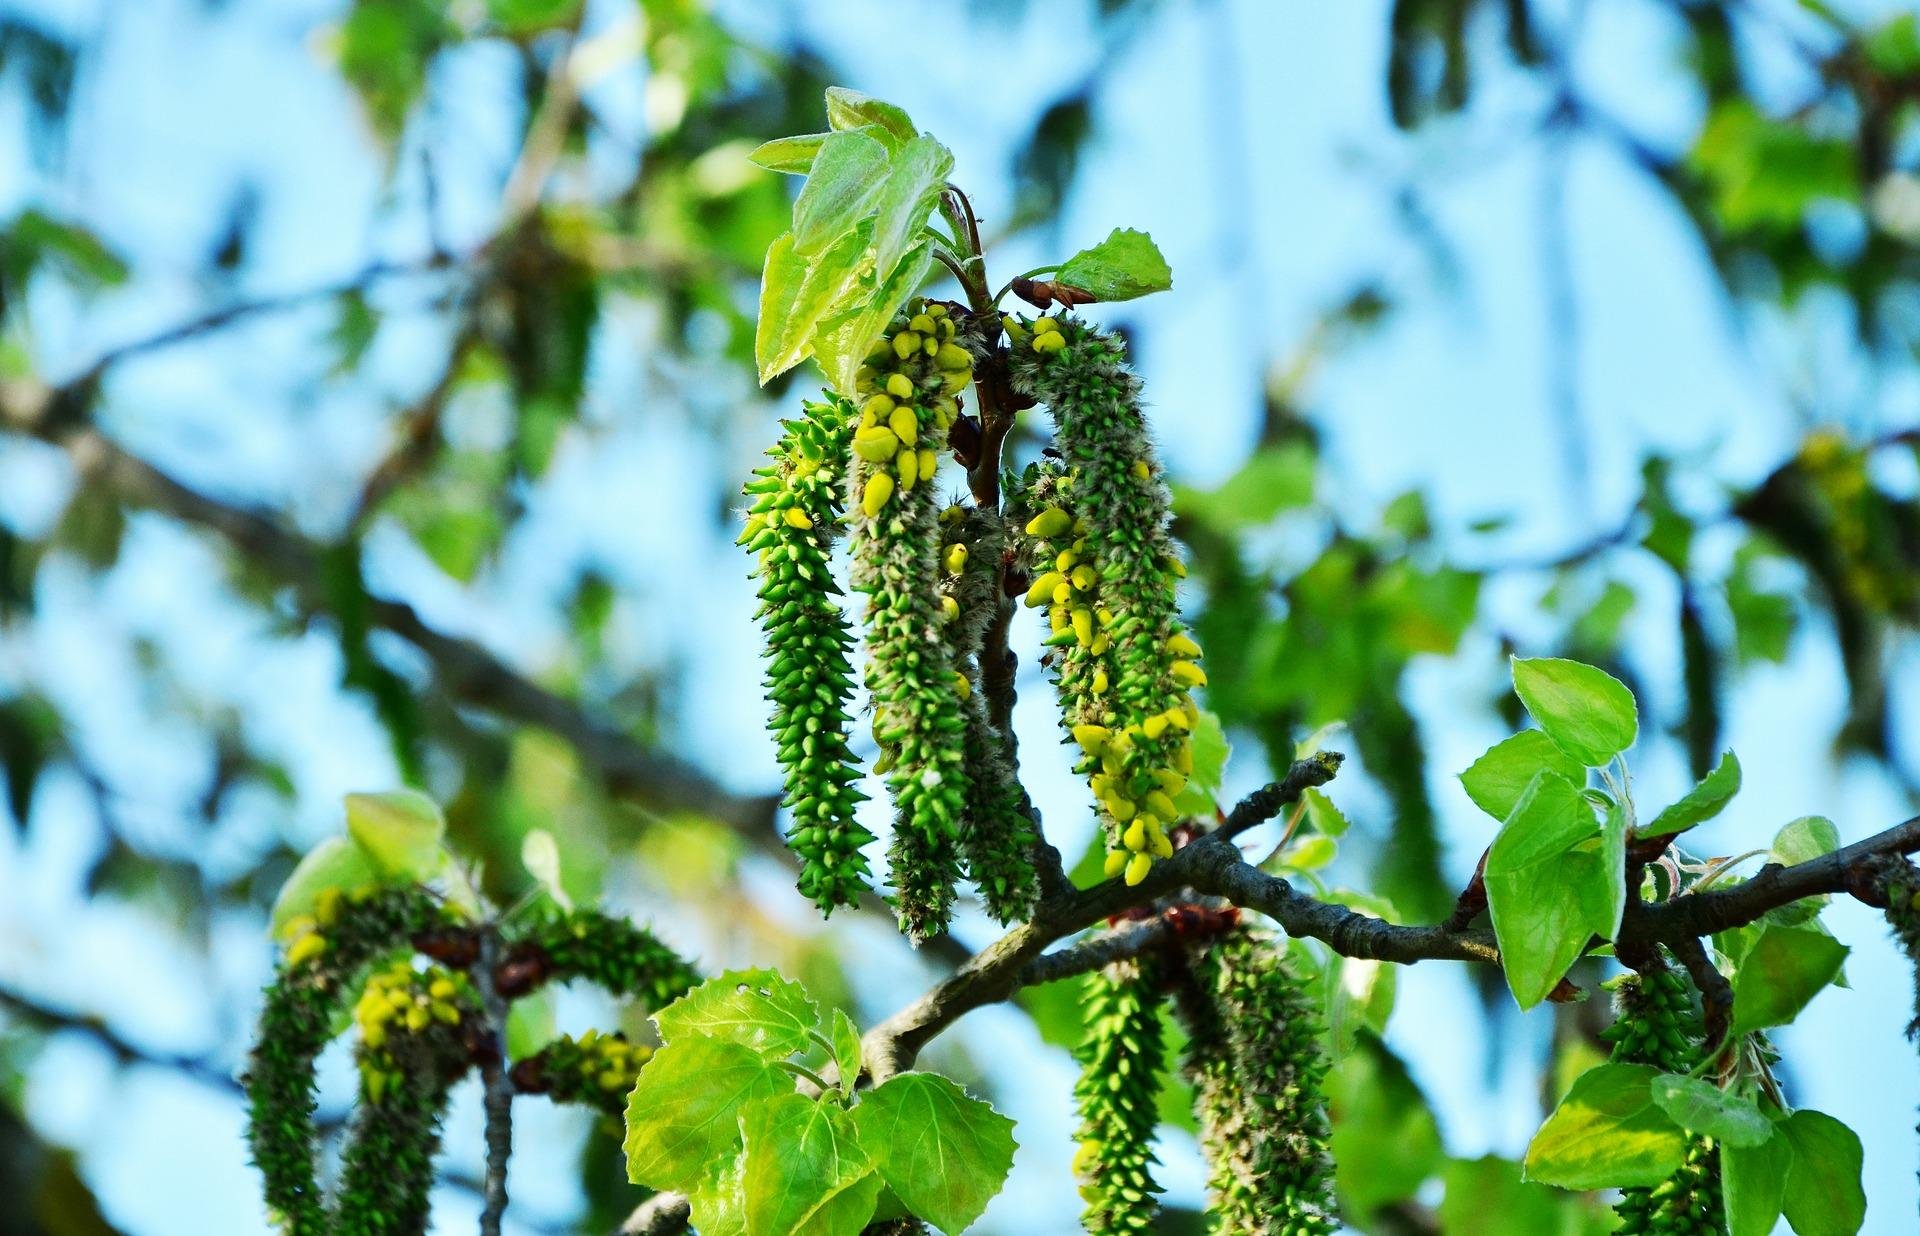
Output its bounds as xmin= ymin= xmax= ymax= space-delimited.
xmin=617 ymin=1192 xmax=690 ymax=1235
xmin=474 ymin=927 xmax=514 ymax=1236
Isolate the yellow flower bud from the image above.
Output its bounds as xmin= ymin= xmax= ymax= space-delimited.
xmin=1132 ymin=459 xmax=1150 ymax=480
xmin=922 ymin=333 xmax=939 ymax=356
xmin=886 ymin=372 xmax=915 ymax=400
xmin=1170 ymin=660 xmax=1207 ymax=687
xmin=1148 ymin=826 xmax=1174 ymax=859
xmin=944 ymin=543 xmax=968 ymax=574
xmin=852 ymin=426 xmax=900 ymax=461
xmin=1070 ymin=564 xmax=1097 ymax=591
xmin=1173 ymin=743 xmax=1194 ymax=775
xmin=1125 ymin=852 xmax=1152 ymax=886
xmin=1031 ymin=331 xmax=1066 ymax=354
xmin=1151 ymin=768 xmax=1186 ymax=796
xmin=1102 ymin=849 xmax=1128 ymax=880
xmin=935 ymin=342 xmax=972 ymax=372
xmin=429 ymin=977 xmax=457 ymax=1000
xmin=897 ymin=447 xmax=920 ymax=491
xmin=1090 ymin=632 xmax=1111 ymax=656
xmin=1091 ymin=669 xmax=1109 ymax=694
xmin=1122 ymin=818 xmax=1147 ymax=852
xmin=1025 ymin=572 xmax=1066 ymax=607
xmin=1053 ymin=580 xmax=1073 ymax=606
xmin=892 ymin=331 xmax=921 ymax=360
xmin=919 ymin=448 xmax=937 ymax=481
xmin=1071 ymin=724 xmax=1111 ymax=754
xmin=782 ymin=506 xmax=813 ymax=530
xmin=431 ymin=1001 xmax=460 ymax=1025
xmin=1034 ymin=317 xmax=1060 ymax=336
xmin=909 ymin=313 xmax=935 ymax=334
xmin=1025 ymin=507 xmax=1072 ymax=539
xmin=285 ymin=932 xmax=327 ymax=968
xmin=314 ymin=888 xmax=342 ymax=926
xmin=1168 ymin=555 xmax=1188 ymax=579
xmin=363 ymin=1021 xmax=386 ymax=1050
xmin=889 ymin=406 xmax=919 ymax=446
xmin=940 ymin=594 xmax=960 ymax=621
xmin=1071 ymin=607 xmax=1093 ymax=646
xmin=1105 ymin=796 xmax=1136 ymax=822
xmin=862 ymin=471 xmax=894 ymax=517
xmin=1164 ymin=707 xmax=1193 ymax=732
xmin=861 ymin=393 xmax=895 ymax=422
xmin=1144 ymin=790 xmax=1178 ymax=821
xmin=1167 ymin=632 xmax=1202 ymax=658
xmin=1140 ymin=713 xmax=1169 ymax=740
xmin=405 ymin=1006 xmax=430 ymax=1033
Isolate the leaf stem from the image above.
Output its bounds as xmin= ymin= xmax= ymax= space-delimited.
xmin=777 ymin=1059 xmax=833 ymax=1093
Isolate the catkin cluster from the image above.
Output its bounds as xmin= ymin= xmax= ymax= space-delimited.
xmin=1010 ymin=315 xmax=1202 ymax=884
xmin=522 ymin=908 xmax=701 ymax=1008
xmin=846 ymin=299 xmax=976 ymax=939
xmin=1072 ymin=957 xmax=1169 ymax=1233
xmin=741 ymin=398 xmax=872 ymax=913
xmin=1601 ymin=965 xmax=1728 ymax=1236
xmin=245 ymin=886 xmax=447 ymax=1236
xmin=335 ymin=962 xmax=480 ymax=1236
xmin=1176 ymin=931 xmax=1337 ymax=1235
xmin=510 ymin=1028 xmax=651 ymax=1121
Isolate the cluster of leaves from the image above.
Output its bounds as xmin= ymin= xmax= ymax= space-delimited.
xmin=622 ymin=969 xmax=1016 ymax=1236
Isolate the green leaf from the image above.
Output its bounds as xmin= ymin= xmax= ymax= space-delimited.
xmin=1327 ymin=1031 xmax=1443 ymax=1218
xmin=1723 ymin=1126 xmax=1792 ymax=1236
xmin=850 ymin=1072 xmax=1017 ymax=1235
xmin=1510 ymin=657 xmax=1638 ymax=766
xmin=1729 ymin=923 xmax=1848 ymax=1035
xmin=344 ymin=789 xmax=445 ymax=880
xmin=1460 ymin=730 xmax=1585 ymax=822
xmin=653 ymin=969 xmax=820 ymax=1058
xmin=1779 ymin=1110 xmax=1866 ymax=1235
xmin=1299 ymin=787 xmax=1350 ymax=837
xmin=486 ymin=0 xmax=579 ymax=35
xmin=823 ymin=87 xmax=915 ymax=147
xmin=827 ymin=1008 xmax=863 ymax=1091
xmin=1772 ymin=815 xmax=1840 ymax=866
xmin=269 ymin=837 xmax=378 ymax=939
xmin=869 ymin=134 xmax=953 ymax=283
xmin=810 ymin=239 xmax=933 ymax=396
xmin=504 ymin=990 xmax=556 ymax=1059
xmin=520 ymin=828 xmax=571 ymax=911
xmin=1437 ymin=1156 xmax=1590 ymax=1236
xmin=1485 ymin=772 xmax=1621 ymax=1008
xmin=685 ymin=1152 xmax=750 ymax=1236
xmin=750 ymin=133 xmax=828 ymax=175
xmin=756 ymin=224 xmax=875 ymax=385
xmin=1054 ymin=227 xmax=1173 ymax=301
xmin=1643 ymin=750 xmax=1741 ymax=838
xmin=791 ymin=129 xmax=890 ymax=257
xmin=1523 ymin=1063 xmax=1688 ymax=1190
xmin=740 ymin=1094 xmax=883 ymax=1236
xmin=1173 ymin=442 xmax=1316 ymax=530
xmin=623 ymin=1037 xmax=785 ymax=1193
xmin=1648 ymin=1074 xmax=1772 ymax=1147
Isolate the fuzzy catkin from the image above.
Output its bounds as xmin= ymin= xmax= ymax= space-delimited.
xmin=1009 ymin=316 xmax=1202 ymax=886
xmin=245 ymin=886 xmax=445 ymax=1236
xmin=1177 ymin=932 xmax=1338 ymax=1235
xmin=334 ymin=963 xmax=480 ymax=1236
xmin=847 ymin=299 xmax=975 ymax=939
xmin=939 ymin=503 xmax=1039 ymax=923
xmin=1072 ymin=956 xmax=1168 ymax=1233
xmin=524 ymin=908 xmax=700 ymax=1009
xmin=741 ymin=397 xmax=872 ymax=913
xmin=1602 ymin=965 xmax=1728 ymax=1235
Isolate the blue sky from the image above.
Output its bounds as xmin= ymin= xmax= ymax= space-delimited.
xmin=3 ymin=0 xmax=1918 ymax=1231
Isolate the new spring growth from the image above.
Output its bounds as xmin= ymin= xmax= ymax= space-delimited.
xmin=847 ymin=299 xmax=975 ymax=939
xmin=352 ymin=961 xmax=474 ymax=1104
xmin=511 ymin=1028 xmax=653 ymax=1123
xmin=1603 ymin=965 xmax=1727 ymax=1236
xmin=1012 ymin=320 xmax=1202 ymax=886
xmin=1073 ymin=957 xmax=1169 ymax=1234
xmin=742 ymin=398 xmax=873 ymax=913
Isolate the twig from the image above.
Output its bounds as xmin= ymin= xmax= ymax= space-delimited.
xmin=1214 ymin=753 xmax=1344 ymax=841
xmin=617 ymin=1192 xmax=690 ymax=1235
xmin=1668 ymin=932 xmax=1733 ymax=1074
xmin=474 ymin=927 xmax=514 ymax=1236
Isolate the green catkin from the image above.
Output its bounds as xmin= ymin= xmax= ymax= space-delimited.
xmin=1877 ymin=857 xmax=1920 ymax=1192
xmin=847 ymin=299 xmax=974 ymax=940
xmin=334 ymin=962 xmax=480 ymax=1236
xmin=940 ymin=503 xmax=1039 ymax=923
xmin=741 ymin=397 xmax=873 ymax=913
xmin=524 ymin=908 xmax=700 ymax=1009
xmin=1072 ymin=956 xmax=1169 ymax=1233
xmin=1175 ymin=932 xmax=1337 ymax=1235
xmin=512 ymin=1028 xmax=651 ymax=1121
xmin=1009 ymin=316 xmax=1200 ymax=887
xmin=1601 ymin=965 xmax=1728 ymax=1236
xmin=245 ymin=886 xmax=445 ymax=1236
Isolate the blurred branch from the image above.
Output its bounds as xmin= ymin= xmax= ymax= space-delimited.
xmin=617 ymin=1193 xmax=691 ymax=1235
xmin=0 ymin=984 xmax=239 ymax=1094
xmin=345 ymin=318 xmax=484 ymax=533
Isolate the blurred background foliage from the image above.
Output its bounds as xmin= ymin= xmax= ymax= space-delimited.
xmin=3 ymin=0 xmax=1920 ymax=1232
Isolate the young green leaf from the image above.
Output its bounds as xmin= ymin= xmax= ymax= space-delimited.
xmin=1459 ymin=729 xmax=1585 ymax=822
xmin=1778 ymin=1110 xmax=1866 ymax=1236
xmin=1437 ymin=1156 xmax=1590 ymax=1235
xmin=869 ymin=134 xmax=953 ymax=283
xmin=653 ymin=969 xmax=820 ymax=1058
xmin=520 ymin=828 xmax=570 ymax=910
xmin=1054 ymin=228 xmax=1173 ymax=301
xmin=1510 ymin=657 xmax=1638 ymax=766
xmin=849 ymin=1072 xmax=1017 ymax=1235
xmin=757 ymin=224 xmax=874 ymax=384
xmin=1648 ymin=1074 xmax=1772 ymax=1147
xmin=750 ymin=133 xmax=828 ymax=175
xmin=823 ymin=87 xmax=915 ymax=147
xmin=1771 ymin=815 xmax=1840 ymax=866
xmin=791 ymin=129 xmax=890 ymax=257
xmin=1722 ymin=1127 xmax=1792 ymax=1236
xmin=685 ymin=1153 xmax=750 ymax=1236
xmin=623 ymin=1038 xmax=785 ymax=1193
xmin=269 ymin=836 xmax=378 ymax=938
xmin=344 ymin=789 xmax=445 ymax=880
xmin=1298 ymin=787 xmax=1351 ymax=837
xmin=1728 ymin=923 xmax=1848 ymax=1035
xmin=1484 ymin=771 xmax=1622 ymax=1008
xmin=740 ymin=1093 xmax=883 ymax=1236
xmin=827 ymin=1008 xmax=863 ymax=1091
xmin=809 ymin=240 xmax=934 ymax=396
xmin=1523 ymin=1063 xmax=1688 ymax=1190
xmin=1642 ymin=750 xmax=1742 ymax=838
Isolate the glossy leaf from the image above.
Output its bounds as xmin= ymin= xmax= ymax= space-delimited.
xmin=790 ymin=129 xmax=889 ymax=257
xmin=850 ymin=1072 xmax=1016 ymax=1235
xmin=1723 ymin=1126 xmax=1792 ymax=1236
xmin=869 ymin=134 xmax=952 ymax=283
xmin=1485 ymin=772 xmax=1621 ymax=1008
xmin=823 ymin=87 xmax=915 ymax=147
xmin=750 ymin=133 xmax=829 ymax=174
xmin=653 ymin=969 xmax=820 ymax=1058
xmin=343 ymin=789 xmax=445 ymax=880
xmin=1779 ymin=1109 xmax=1866 ymax=1236
xmin=1649 ymin=1074 xmax=1772 ymax=1147
xmin=623 ymin=1037 xmax=784 ymax=1193
xmin=740 ymin=1094 xmax=882 ymax=1236
xmin=1460 ymin=729 xmax=1585 ymax=822
xmin=1729 ymin=923 xmax=1848 ymax=1035
xmin=1054 ymin=227 xmax=1173 ymax=301
xmin=1772 ymin=815 xmax=1840 ymax=866
xmin=1643 ymin=750 xmax=1742 ymax=838
xmin=1523 ymin=1064 xmax=1687 ymax=1190
xmin=269 ymin=837 xmax=377 ymax=939
xmin=1510 ymin=657 xmax=1638 ymax=766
